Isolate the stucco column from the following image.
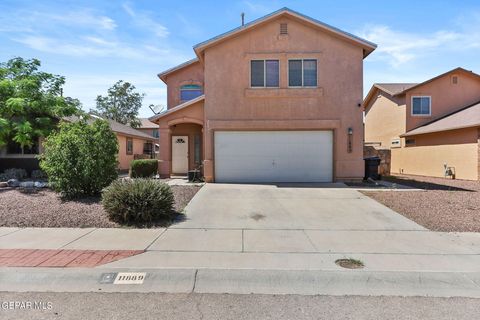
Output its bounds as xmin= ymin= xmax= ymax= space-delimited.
xmin=158 ymin=127 xmax=172 ymax=178
xmin=203 ymin=128 xmax=214 ymax=182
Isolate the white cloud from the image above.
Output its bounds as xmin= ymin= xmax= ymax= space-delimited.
xmin=41 ymin=10 xmax=117 ymax=31
xmin=359 ymin=12 xmax=480 ymax=67
xmin=122 ymin=2 xmax=169 ymax=38
xmin=359 ymin=25 xmax=463 ymax=67
xmin=13 ymin=35 xmax=181 ymax=62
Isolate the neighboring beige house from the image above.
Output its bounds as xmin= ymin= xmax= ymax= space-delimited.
xmin=0 ymin=116 xmax=155 ymax=173
xmin=138 ymin=118 xmax=160 ymax=139
xmin=364 ymin=68 xmax=480 ymax=180
xmin=138 ymin=118 xmax=160 ymax=156
xmin=150 ymin=7 xmax=376 ymax=183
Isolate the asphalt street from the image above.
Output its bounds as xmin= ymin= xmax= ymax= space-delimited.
xmin=0 ymin=292 xmax=479 ymax=320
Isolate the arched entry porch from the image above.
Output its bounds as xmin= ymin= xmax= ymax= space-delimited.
xmin=150 ymin=96 xmax=205 ymax=178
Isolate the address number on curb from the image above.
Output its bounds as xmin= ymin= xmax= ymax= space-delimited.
xmin=113 ymin=272 xmax=146 ymax=284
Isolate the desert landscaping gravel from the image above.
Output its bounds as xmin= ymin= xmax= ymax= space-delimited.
xmin=0 ymin=185 xmax=201 ymax=228
xmin=362 ymin=175 xmax=480 ymax=232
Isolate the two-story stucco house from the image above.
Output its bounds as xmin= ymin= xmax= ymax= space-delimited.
xmin=150 ymin=8 xmax=376 ymax=183
xmin=364 ymin=68 xmax=480 ymax=180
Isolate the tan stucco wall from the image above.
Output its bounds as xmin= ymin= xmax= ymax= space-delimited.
xmin=164 ymin=61 xmax=204 ymax=108
xmin=202 ymin=16 xmax=365 ymax=181
xmin=117 ymin=134 xmax=150 ymax=170
xmin=364 ymin=90 xmax=406 ymax=148
xmin=391 ymin=128 xmax=479 ymax=180
xmin=406 ymin=72 xmax=480 ymax=131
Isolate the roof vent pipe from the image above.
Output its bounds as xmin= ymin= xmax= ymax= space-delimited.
xmin=241 ymin=12 xmax=245 ymax=26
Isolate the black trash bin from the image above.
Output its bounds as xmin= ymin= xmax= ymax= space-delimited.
xmin=364 ymin=157 xmax=381 ymax=180
xmin=188 ymin=169 xmax=200 ymax=182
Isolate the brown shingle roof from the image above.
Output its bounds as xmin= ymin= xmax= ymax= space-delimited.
xmin=63 ymin=115 xmax=154 ymax=140
xmin=402 ymin=100 xmax=480 ymax=137
xmin=139 ymin=118 xmax=158 ymax=129
xmin=374 ymin=83 xmax=418 ymax=96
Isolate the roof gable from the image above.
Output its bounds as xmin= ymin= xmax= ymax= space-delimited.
xmin=363 ymin=83 xmax=417 ymax=109
xmin=398 ymin=67 xmax=480 ymax=95
xmin=193 ymin=7 xmax=376 ymax=60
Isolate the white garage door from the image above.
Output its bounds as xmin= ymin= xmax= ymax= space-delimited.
xmin=214 ymin=131 xmax=333 ymax=183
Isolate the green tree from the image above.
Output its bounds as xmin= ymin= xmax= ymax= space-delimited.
xmin=93 ymin=80 xmax=144 ymax=128
xmin=0 ymin=57 xmax=81 ymax=148
xmin=40 ymin=119 xmax=118 ymax=198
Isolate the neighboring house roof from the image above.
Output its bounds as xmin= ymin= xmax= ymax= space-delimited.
xmin=194 ymin=7 xmax=377 ymax=59
xmin=395 ymin=67 xmax=480 ymax=96
xmin=63 ymin=115 xmax=155 ymax=140
xmin=149 ymin=95 xmax=205 ymax=122
xmin=363 ymin=83 xmax=418 ymax=109
xmin=402 ymin=100 xmax=480 ymax=137
xmin=139 ymin=118 xmax=159 ymax=129
xmin=157 ymin=58 xmax=199 ymax=83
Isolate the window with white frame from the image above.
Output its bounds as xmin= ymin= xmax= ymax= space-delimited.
xmin=288 ymin=59 xmax=317 ymax=87
xmin=391 ymin=138 xmax=401 ymax=148
xmin=412 ymin=96 xmax=431 ymax=115
xmin=250 ymin=60 xmax=279 ymax=87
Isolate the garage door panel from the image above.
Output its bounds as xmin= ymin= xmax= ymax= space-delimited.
xmin=215 ymin=131 xmax=333 ymax=183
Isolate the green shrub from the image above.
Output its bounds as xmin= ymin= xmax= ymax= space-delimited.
xmin=0 ymin=168 xmax=27 ymax=181
xmin=40 ymin=119 xmax=118 ymax=198
xmin=130 ymin=159 xmax=158 ymax=178
xmin=102 ymin=179 xmax=174 ymax=225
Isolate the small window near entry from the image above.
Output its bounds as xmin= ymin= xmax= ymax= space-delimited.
xmin=180 ymin=84 xmax=202 ymax=102
xmin=288 ymin=59 xmax=317 ymax=87
xmin=143 ymin=142 xmax=153 ymax=155
xmin=250 ymin=60 xmax=279 ymax=88
xmin=194 ymin=134 xmax=201 ymax=165
xmin=391 ymin=138 xmax=401 ymax=148
xmin=412 ymin=96 xmax=431 ymax=115
xmin=405 ymin=138 xmax=416 ymax=146
xmin=126 ymin=138 xmax=133 ymax=155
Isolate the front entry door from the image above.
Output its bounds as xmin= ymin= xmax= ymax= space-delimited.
xmin=172 ymin=136 xmax=189 ymax=174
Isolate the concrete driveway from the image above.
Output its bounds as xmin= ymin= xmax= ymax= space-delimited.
xmin=173 ymin=183 xmax=424 ymax=230
xmin=102 ymin=183 xmax=480 ymax=273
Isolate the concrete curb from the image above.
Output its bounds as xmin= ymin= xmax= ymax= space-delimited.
xmin=1 ymin=268 xmax=479 ymax=298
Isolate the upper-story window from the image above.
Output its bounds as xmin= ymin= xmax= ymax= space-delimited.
xmin=250 ymin=60 xmax=279 ymax=87
xmin=152 ymin=128 xmax=159 ymax=138
xmin=288 ymin=59 xmax=317 ymax=87
xmin=180 ymin=84 xmax=202 ymax=102
xmin=412 ymin=96 xmax=431 ymax=116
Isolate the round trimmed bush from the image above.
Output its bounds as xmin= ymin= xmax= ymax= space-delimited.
xmin=130 ymin=159 xmax=158 ymax=178
xmin=102 ymin=179 xmax=174 ymax=225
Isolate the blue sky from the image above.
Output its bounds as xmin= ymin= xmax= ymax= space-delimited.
xmin=1 ymin=0 xmax=480 ymax=117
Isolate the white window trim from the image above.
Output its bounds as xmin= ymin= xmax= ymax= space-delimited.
xmin=287 ymin=59 xmax=318 ymax=88
xmin=411 ymin=96 xmax=431 ymax=116
xmin=249 ymin=59 xmax=280 ymax=88
xmin=391 ymin=138 xmax=401 ymax=148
